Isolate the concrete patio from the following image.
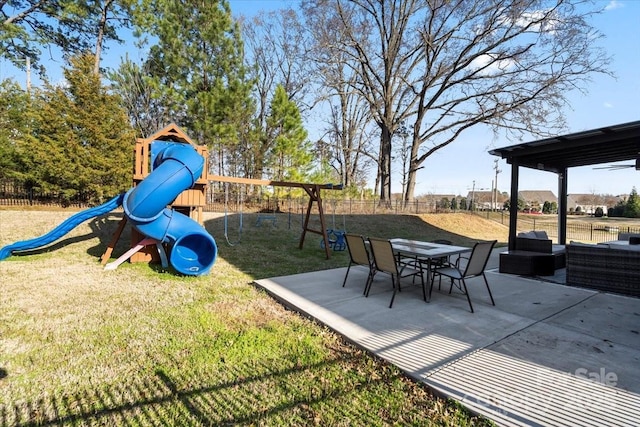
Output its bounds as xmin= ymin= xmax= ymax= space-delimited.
xmin=254 ymin=249 xmax=640 ymax=426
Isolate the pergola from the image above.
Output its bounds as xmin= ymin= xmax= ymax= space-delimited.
xmin=489 ymin=120 xmax=640 ymax=250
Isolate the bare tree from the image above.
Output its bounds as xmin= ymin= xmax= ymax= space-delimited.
xmin=303 ymin=3 xmax=377 ymax=189
xmin=321 ymin=90 xmax=376 ymax=188
xmin=241 ymin=8 xmax=312 ymax=180
xmin=303 ymin=0 xmax=611 ymax=201
xmin=303 ymin=0 xmax=427 ymax=203
xmin=242 ymin=8 xmax=313 ymax=121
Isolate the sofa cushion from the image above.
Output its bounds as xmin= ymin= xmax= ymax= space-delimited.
xmin=518 ymin=231 xmax=538 ymax=239
xmin=515 ymin=237 xmax=552 ymax=253
xmin=618 ymin=232 xmax=640 ymax=242
xmin=534 ymin=230 xmax=549 ymax=239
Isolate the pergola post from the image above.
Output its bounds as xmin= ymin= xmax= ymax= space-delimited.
xmin=557 ymin=168 xmax=568 ymax=245
xmin=508 ymin=161 xmax=520 ymax=251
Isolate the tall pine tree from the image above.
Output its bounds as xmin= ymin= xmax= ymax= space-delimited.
xmin=140 ymin=0 xmax=254 ymax=176
xmin=0 ymin=80 xmax=37 ymax=183
xmin=624 ymin=188 xmax=640 ymax=218
xmin=265 ymin=84 xmax=312 ymax=187
xmin=33 ymin=53 xmax=134 ymax=203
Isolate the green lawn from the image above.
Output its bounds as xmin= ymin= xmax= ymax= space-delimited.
xmin=0 ymin=210 xmax=497 ymax=426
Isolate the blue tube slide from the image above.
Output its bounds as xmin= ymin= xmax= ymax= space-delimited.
xmin=0 ymin=143 xmax=217 ymax=276
xmin=122 ymin=144 xmax=217 ymax=275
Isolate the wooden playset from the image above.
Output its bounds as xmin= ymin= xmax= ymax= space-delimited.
xmin=100 ymin=123 xmax=209 ymax=264
xmin=101 ymin=123 xmax=343 ymax=267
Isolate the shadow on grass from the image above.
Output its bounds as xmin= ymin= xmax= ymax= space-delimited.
xmin=0 ymin=354 xmax=424 ymax=426
xmin=3 ymin=212 xmax=128 ymax=260
xmin=4 ymin=209 xmax=506 ymax=279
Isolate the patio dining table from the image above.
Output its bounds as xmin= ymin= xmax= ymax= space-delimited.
xmin=389 ymin=238 xmax=472 ymax=302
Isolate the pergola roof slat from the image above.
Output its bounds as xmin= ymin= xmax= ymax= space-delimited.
xmin=489 ymin=120 xmax=640 ymax=173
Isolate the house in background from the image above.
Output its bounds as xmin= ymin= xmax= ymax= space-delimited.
xmin=567 ymin=194 xmax=604 ymax=215
xmin=517 ymin=190 xmax=557 ymax=212
xmin=567 ymin=193 xmax=628 ymax=215
xmin=418 ymin=193 xmax=459 ymax=210
xmin=465 ymin=190 xmax=508 ymax=210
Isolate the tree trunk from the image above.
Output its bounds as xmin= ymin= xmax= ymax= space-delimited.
xmin=379 ymin=125 xmax=392 ymax=204
xmin=94 ymin=0 xmax=114 ymax=76
xmin=405 ymin=133 xmax=422 ymax=202
xmin=406 ymin=166 xmax=417 ymax=202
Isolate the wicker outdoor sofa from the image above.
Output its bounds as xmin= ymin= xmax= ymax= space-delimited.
xmin=499 ymin=231 xmax=566 ymax=276
xmin=565 ymin=242 xmax=640 ymax=297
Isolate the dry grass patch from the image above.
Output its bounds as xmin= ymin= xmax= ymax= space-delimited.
xmin=417 ymin=213 xmax=509 ymax=244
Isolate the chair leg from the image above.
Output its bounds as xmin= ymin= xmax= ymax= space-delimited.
xmin=342 ymin=263 xmax=352 ymax=287
xmin=482 ymin=273 xmax=495 ymax=306
xmin=368 ymin=269 xmax=377 ymax=295
xmin=461 ymin=279 xmax=474 ymax=313
xmin=389 ymin=275 xmax=398 ymax=308
xmin=364 ymin=268 xmax=379 ymax=297
xmin=363 ymin=269 xmax=373 ymax=295
xmin=364 ymin=275 xmax=372 ymax=297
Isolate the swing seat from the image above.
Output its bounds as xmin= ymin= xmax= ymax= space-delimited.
xmin=320 ymin=229 xmax=337 ymax=249
xmin=256 ymin=214 xmax=277 ymax=227
xmin=320 ymin=229 xmax=346 ymax=251
xmin=332 ymin=230 xmax=347 ymax=251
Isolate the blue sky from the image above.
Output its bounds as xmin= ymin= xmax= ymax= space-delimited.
xmin=233 ymin=0 xmax=639 ymax=197
xmin=1 ymin=0 xmax=637 ymax=197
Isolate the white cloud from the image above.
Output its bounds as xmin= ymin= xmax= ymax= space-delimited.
xmin=603 ymin=102 xmax=614 ymax=108
xmin=605 ymin=1 xmax=624 ymax=11
xmin=497 ymin=10 xmax=560 ymax=34
xmin=469 ymin=53 xmax=515 ymax=75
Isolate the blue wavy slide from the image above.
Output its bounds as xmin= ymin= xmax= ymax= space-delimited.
xmin=0 ymin=144 xmax=218 ymax=276
xmin=0 ymin=194 xmax=124 ymax=260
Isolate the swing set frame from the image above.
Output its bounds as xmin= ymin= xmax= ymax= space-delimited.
xmin=223 ymin=182 xmax=243 ymax=246
xmin=211 ymin=174 xmax=342 ymax=259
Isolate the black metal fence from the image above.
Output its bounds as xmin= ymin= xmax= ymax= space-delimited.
xmin=0 ymin=187 xmax=94 ymax=208
xmin=3 ymin=183 xmax=638 ymax=243
xmin=205 ymin=197 xmax=451 ymax=216
xmin=473 ymin=211 xmax=640 ymax=243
